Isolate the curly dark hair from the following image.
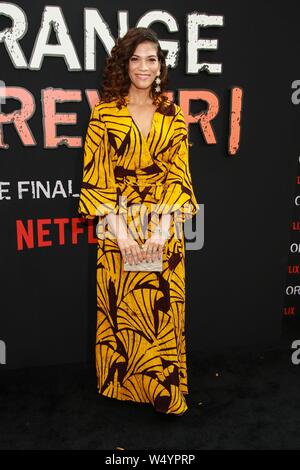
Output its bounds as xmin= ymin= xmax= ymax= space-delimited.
xmin=99 ymin=27 xmax=170 ymax=112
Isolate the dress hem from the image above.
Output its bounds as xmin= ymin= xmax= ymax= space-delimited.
xmin=96 ymin=387 xmax=189 ymax=415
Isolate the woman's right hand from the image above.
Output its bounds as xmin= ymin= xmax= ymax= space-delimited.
xmin=117 ymin=235 xmax=145 ymax=265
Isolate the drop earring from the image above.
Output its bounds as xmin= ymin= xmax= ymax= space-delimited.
xmin=154 ymin=74 xmax=161 ymax=93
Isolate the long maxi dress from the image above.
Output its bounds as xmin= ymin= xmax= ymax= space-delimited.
xmin=78 ymin=94 xmax=200 ymax=415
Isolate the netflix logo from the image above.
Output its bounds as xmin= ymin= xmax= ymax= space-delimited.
xmin=16 ymin=218 xmax=98 ymax=250
xmin=284 ymin=306 xmax=296 ymax=316
xmin=291 ymin=222 xmax=300 ymax=231
xmin=287 ymin=265 xmax=300 ymax=274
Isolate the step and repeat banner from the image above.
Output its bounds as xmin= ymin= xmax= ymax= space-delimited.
xmin=0 ymin=0 xmax=298 ymax=368
xmin=284 ymin=106 xmax=300 ymax=337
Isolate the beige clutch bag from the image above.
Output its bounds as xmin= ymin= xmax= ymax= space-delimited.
xmin=123 ymin=257 xmax=163 ymax=272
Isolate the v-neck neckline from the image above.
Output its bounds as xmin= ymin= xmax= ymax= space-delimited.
xmin=124 ymin=95 xmax=158 ymax=142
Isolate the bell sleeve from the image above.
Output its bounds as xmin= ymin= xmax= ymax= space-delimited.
xmin=153 ymin=106 xmax=200 ymax=222
xmin=78 ymin=104 xmax=119 ymax=220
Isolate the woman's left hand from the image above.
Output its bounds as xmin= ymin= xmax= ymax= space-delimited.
xmin=141 ymin=232 xmax=168 ymax=263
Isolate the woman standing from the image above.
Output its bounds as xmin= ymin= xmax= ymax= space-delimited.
xmin=78 ymin=27 xmax=199 ymax=416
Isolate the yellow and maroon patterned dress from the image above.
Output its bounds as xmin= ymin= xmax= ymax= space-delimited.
xmin=78 ymin=94 xmax=199 ymax=415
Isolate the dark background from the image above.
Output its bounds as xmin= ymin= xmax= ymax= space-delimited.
xmin=1 ymin=0 xmax=299 ymax=369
